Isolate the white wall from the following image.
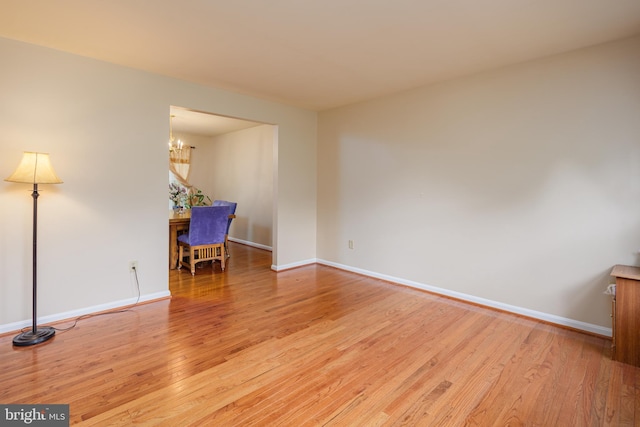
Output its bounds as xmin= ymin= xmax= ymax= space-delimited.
xmin=188 ymin=125 xmax=274 ymax=248
xmin=317 ymin=35 xmax=640 ymax=332
xmin=0 ymin=37 xmax=316 ymax=330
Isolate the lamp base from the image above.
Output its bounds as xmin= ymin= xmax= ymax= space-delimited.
xmin=12 ymin=327 xmax=55 ymax=347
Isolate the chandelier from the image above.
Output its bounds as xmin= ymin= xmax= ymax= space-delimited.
xmin=168 ymin=114 xmax=184 ymax=153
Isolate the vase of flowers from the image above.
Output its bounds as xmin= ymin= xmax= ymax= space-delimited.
xmin=169 ymin=183 xmax=188 ymax=212
xmin=170 ymin=183 xmax=212 ymax=211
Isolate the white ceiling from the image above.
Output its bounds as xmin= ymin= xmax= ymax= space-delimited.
xmin=1 ymin=0 xmax=640 ymax=115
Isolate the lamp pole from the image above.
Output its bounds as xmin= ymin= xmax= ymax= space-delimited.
xmin=30 ymin=183 xmax=39 ymax=335
xmin=5 ymin=152 xmax=62 ymax=346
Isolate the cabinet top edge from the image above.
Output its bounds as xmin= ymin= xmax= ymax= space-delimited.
xmin=611 ymin=264 xmax=640 ymax=281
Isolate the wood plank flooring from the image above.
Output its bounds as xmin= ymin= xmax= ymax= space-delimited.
xmin=1 ymin=242 xmax=638 ymax=425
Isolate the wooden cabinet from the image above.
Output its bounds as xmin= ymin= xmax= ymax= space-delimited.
xmin=610 ymin=265 xmax=640 ymax=367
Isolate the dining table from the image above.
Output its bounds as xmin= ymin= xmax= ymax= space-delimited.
xmin=169 ymin=209 xmax=236 ymax=269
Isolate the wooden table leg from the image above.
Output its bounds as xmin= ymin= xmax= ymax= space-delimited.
xmin=169 ymin=223 xmax=178 ymax=269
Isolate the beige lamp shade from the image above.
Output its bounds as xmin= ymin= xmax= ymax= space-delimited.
xmin=5 ymin=152 xmax=63 ymax=184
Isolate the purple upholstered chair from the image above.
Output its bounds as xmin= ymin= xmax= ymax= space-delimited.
xmin=212 ymin=200 xmax=237 ymax=257
xmin=177 ymin=206 xmax=230 ymax=274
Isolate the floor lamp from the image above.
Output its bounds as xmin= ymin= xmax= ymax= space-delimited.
xmin=5 ymin=152 xmax=63 ymax=346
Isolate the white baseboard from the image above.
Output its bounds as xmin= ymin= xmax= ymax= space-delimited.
xmin=6 ymin=260 xmax=610 ymax=338
xmin=272 ymin=258 xmax=317 ymax=272
xmin=0 ymin=291 xmax=171 ymax=335
xmin=315 ymin=259 xmax=612 ymax=338
xmin=229 ymin=237 xmax=272 ymax=252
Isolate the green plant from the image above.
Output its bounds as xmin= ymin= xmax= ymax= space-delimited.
xmin=188 ymin=188 xmax=212 ymax=207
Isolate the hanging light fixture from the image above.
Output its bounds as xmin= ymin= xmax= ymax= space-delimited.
xmin=168 ymin=114 xmax=184 ymax=153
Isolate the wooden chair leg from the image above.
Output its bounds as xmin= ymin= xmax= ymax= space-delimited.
xmin=190 ymin=247 xmax=196 ymax=275
xmin=178 ymin=243 xmax=227 ymax=275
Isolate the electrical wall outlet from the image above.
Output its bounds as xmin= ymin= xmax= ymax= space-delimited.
xmin=129 ymin=260 xmax=138 ymax=272
xmin=348 ymin=240 xmax=354 ymax=250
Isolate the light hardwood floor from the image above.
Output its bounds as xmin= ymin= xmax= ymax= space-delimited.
xmin=1 ymin=243 xmax=638 ymax=425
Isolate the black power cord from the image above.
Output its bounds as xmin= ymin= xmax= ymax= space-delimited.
xmin=19 ymin=265 xmax=142 ymax=334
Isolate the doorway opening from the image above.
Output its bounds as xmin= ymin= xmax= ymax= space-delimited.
xmin=168 ymin=106 xmax=277 ymax=261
